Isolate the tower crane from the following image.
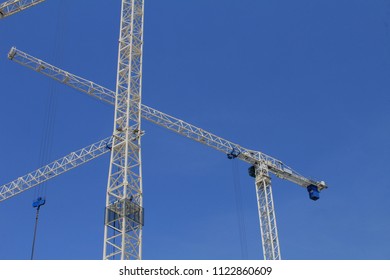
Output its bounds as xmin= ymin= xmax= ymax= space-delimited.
xmin=0 ymin=0 xmax=44 ymax=19
xmin=0 ymin=0 xmax=327 ymax=260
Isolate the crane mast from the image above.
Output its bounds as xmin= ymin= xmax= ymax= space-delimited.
xmin=0 ymin=0 xmax=44 ymax=19
xmin=104 ymin=0 xmax=145 ymax=260
xmin=1 ymin=1 xmax=327 ymax=260
xmin=254 ymin=164 xmax=280 ymax=260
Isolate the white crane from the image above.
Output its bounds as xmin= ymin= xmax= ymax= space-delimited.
xmin=0 ymin=0 xmax=327 ymax=260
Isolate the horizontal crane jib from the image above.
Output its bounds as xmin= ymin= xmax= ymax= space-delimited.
xmin=7 ymin=47 xmax=327 ymax=191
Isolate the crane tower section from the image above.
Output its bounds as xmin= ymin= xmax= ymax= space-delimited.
xmin=103 ymin=0 xmax=145 ymax=260
xmin=250 ymin=164 xmax=281 ymax=260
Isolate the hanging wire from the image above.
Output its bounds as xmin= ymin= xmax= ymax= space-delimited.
xmin=31 ymin=197 xmax=45 ymax=260
xmin=37 ymin=0 xmax=67 ymax=197
xmin=31 ymin=0 xmax=67 ymax=259
xmin=232 ymin=160 xmax=248 ymax=259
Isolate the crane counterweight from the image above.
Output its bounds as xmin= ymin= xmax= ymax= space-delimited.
xmin=307 ymin=185 xmax=320 ymax=201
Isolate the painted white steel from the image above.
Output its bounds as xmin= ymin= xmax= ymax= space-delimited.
xmin=0 ymin=137 xmax=113 ymax=202
xmin=104 ymin=0 xmax=145 ymax=260
xmin=255 ymin=164 xmax=281 ymax=260
xmin=0 ymin=0 xmax=44 ymax=18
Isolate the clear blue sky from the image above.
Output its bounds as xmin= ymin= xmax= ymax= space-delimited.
xmin=0 ymin=0 xmax=389 ymax=260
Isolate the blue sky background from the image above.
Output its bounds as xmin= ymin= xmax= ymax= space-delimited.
xmin=0 ymin=0 xmax=389 ymax=260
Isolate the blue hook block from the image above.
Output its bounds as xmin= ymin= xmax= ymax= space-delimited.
xmin=32 ymin=197 xmax=46 ymax=208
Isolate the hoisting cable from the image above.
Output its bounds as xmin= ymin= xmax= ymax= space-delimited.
xmin=37 ymin=0 xmax=67 ymax=198
xmin=30 ymin=0 xmax=67 ymax=259
xmin=31 ymin=197 xmax=46 ymax=260
xmin=231 ymin=159 xmax=248 ymax=259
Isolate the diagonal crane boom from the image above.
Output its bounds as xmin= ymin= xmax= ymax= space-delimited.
xmin=0 ymin=137 xmax=113 ymax=202
xmin=8 ymin=47 xmax=327 ymax=191
xmin=0 ymin=0 xmax=44 ymax=19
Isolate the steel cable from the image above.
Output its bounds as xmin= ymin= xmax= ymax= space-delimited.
xmin=232 ymin=160 xmax=248 ymax=259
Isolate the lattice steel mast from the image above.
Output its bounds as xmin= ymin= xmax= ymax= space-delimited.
xmin=103 ymin=0 xmax=145 ymax=260
xmin=253 ymin=164 xmax=280 ymax=259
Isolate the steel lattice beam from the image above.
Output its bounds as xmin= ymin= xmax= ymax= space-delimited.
xmin=0 ymin=137 xmax=113 ymax=202
xmin=8 ymin=47 xmax=327 ymax=191
xmin=0 ymin=0 xmax=44 ymax=19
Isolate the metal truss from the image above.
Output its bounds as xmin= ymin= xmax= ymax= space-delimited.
xmin=1 ymin=2 xmax=327 ymax=260
xmin=9 ymin=47 xmax=327 ymax=191
xmin=0 ymin=0 xmax=44 ymax=19
xmin=8 ymin=47 xmax=116 ymax=106
xmin=103 ymin=0 xmax=145 ymax=260
xmin=254 ymin=164 xmax=281 ymax=260
xmin=0 ymin=136 xmax=113 ymax=202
